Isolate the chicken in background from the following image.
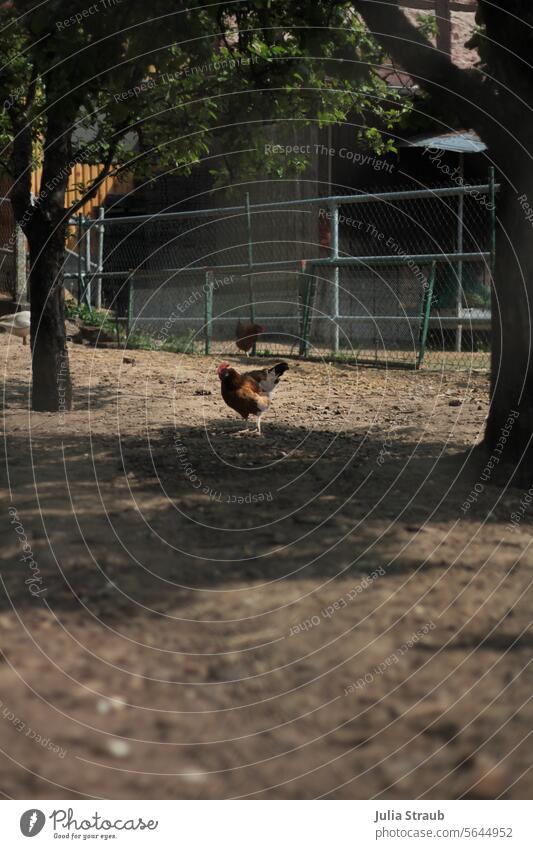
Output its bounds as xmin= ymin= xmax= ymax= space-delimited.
xmin=217 ymin=361 xmax=289 ymax=434
xmin=235 ymin=319 xmax=266 ymax=355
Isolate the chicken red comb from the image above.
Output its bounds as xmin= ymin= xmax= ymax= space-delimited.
xmin=217 ymin=361 xmax=231 ymax=375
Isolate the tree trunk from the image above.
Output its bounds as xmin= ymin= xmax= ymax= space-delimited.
xmin=28 ymin=221 xmax=72 ymax=412
xmin=353 ymin=0 xmax=533 ymax=483
xmin=484 ymin=162 xmax=533 ymax=480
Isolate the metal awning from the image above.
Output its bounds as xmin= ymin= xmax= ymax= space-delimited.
xmin=399 ymin=131 xmax=487 ymax=154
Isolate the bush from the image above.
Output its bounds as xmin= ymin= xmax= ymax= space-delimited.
xmin=65 ymin=302 xmax=116 ymax=333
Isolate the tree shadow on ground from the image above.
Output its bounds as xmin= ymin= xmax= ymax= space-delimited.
xmin=2 ymin=395 xmax=520 ymax=622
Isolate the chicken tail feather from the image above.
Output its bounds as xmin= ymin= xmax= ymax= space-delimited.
xmin=272 ymin=362 xmax=289 ymax=377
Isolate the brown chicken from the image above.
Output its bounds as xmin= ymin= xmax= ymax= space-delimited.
xmin=235 ymin=320 xmax=266 ymax=355
xmin=217 ymin=361 xmax=289 ymax=434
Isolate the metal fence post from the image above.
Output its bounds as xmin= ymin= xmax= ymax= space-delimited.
xmin=84 ymin=216 xmax=92 ymax=308
xmin=127 ymin=277 xmax=133 ymax=338
xmin=77 ymin=214 xmax=84 ymax=305
xmin=245 ymin=192 xmax=257 ymax=354
xmin=299 ymin=259 xmax=309 ymax=356
xmin=57 ymin=184 xmax=496 ymax=370
xmin=489 ymin=166 xmax=496 ymax=281
xmin=301 ymin=267 xmax=316 ymax=358
xmin=96 ymin=206 xmax=104 ymax=309
xmin=205 ymin=270 xmax=213 ymax=355
xmin=417 ymin=262 xmax=436 ymax=369
xmin=455 ymin=154 xmax=464 ymax=352
xmin=330 ymin=201 xmax=339 ymax=353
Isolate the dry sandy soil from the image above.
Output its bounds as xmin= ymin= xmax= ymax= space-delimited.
xmin=1 ymin=335 xmax=532 ymax=800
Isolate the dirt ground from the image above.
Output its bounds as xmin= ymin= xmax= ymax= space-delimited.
xmin=1 ymin=335 xmax=532 ymax=800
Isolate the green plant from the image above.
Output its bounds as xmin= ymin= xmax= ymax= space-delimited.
xmin=125 ymin=330 xmax=156 ymax=351
xmin=331 ymin=348 xmax=360 ymax=363
xmin=65 ymin=301 xmax=117 ymax=333
xmin=415 ymin=13 xmax=438 ymax=41
xmin=334 ymin=338 xmax=361 ymax=360
xmin=160 ymin=330 xmax=196 ymax=354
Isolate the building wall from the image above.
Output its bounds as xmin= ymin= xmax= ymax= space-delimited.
xmin=103 ymin=123 xmax=324 ymax=347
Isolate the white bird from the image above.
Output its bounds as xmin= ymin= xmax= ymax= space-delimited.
xmin=0 ymin=310 xmax=31 ymax=344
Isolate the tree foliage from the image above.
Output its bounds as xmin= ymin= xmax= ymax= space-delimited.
xmin=0 ymin=0 xmax=408 ymax=222
xmin=0 ymin=0 xmax=412 ymax=412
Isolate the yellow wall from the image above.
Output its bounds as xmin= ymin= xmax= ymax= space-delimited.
xmin=30 ymin=164 xmax=133 ymax=218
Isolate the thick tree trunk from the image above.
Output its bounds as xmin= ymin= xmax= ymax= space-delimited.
xmin=484 ymin=163 xmax=533 ymax=480
xmin=28 ymin=222 xmax=72 ymax=412
xmin=353 ymin=1 xmax=533 ymax=484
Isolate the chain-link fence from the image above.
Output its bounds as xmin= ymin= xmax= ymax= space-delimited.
xmin=0 ymin=196 xmax=85 ymax=303
xmin=324 ymin=183 xmax=494 ymax=369
xmin=0 ymin=195 xmax=17 ymax=296
xmin=67 ymin=175 xmax=497 ymax=369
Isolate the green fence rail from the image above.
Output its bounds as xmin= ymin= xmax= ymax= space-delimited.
xmin=64 ymin=174 xmax=498 ymax=371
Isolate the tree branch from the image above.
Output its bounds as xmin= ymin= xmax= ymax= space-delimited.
xmin=67 ymin=143 xmax=120 ymax=218
xmin=25 ymin=64 xmax=38 ymax=112
xmin=65 ymin=115 xmax=136 ymax=217
xmin=354 ymin=0 xmax=499 ymax=140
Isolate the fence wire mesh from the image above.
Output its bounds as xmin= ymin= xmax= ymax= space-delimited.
xmin=326 ymin=186 xmax=493 ymax=368
xmin=68 ymin=178 xmax=496 ymax=370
